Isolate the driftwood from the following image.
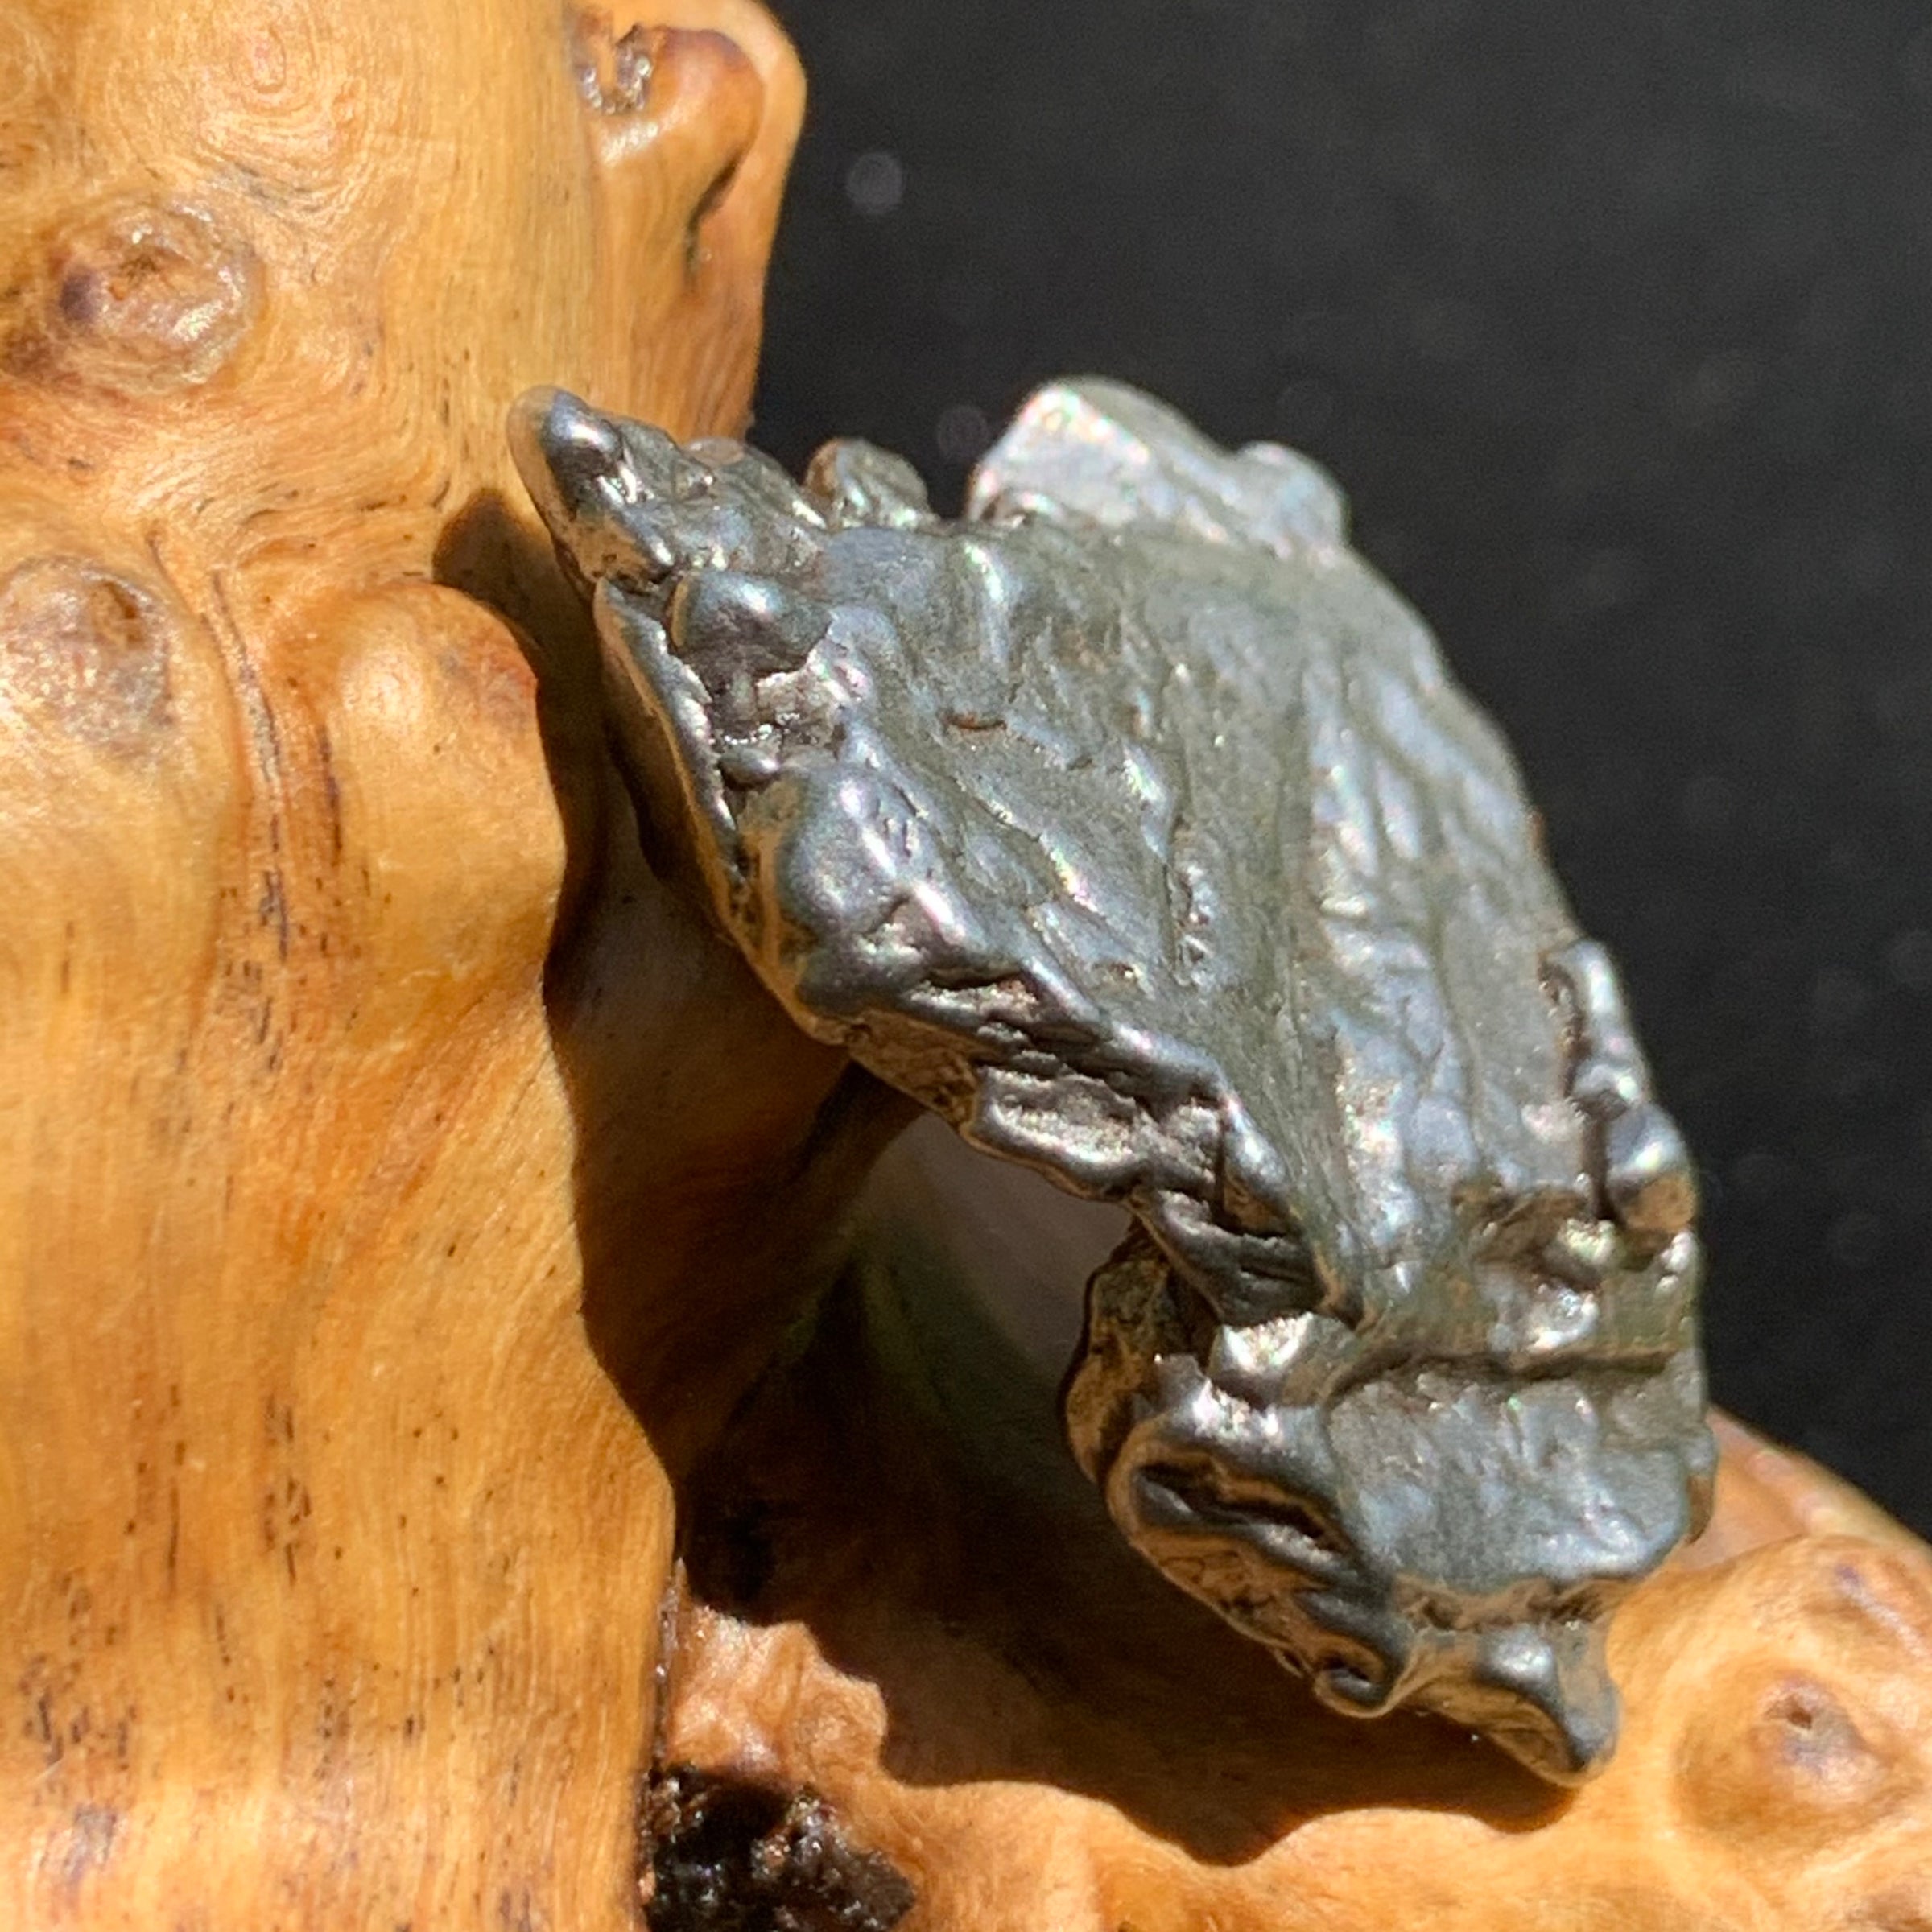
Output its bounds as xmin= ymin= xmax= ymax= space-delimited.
xmin=660 ymin=1154 xmax=1932 ymax=1930
xmin=0 ymin=0 xmax=812 ymax=1922
xmin=2 ymin=1 xmax=1930 ymax=1926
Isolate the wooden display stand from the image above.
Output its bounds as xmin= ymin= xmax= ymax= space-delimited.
xmin=0 ymin=1 xmax=812 ymax=1921
xmin=0 ymin=2 xmax=1926 ymax=1925
xmin=660 ymin=1262 xmax=1932 ymax=1930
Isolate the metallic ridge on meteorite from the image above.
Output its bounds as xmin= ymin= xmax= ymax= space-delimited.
xmin=510 ymin=376 xmax=1715 ymax=1785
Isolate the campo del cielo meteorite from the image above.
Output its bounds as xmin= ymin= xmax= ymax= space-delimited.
xmin=510 ymin=376 xmax=1716 ymax=1785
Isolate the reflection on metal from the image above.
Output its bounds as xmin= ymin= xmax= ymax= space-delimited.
xmin=511 ymin=377 xmax=1714 ymax=1784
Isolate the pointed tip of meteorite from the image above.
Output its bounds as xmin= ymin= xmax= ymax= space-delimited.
xmin=508 ymin=388 xmax=695 ymax=583
xmin=507 ymin=386 xmax=622 ymax=530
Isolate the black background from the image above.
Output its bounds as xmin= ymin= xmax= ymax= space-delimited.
xmin=752 ymin=0 xmax=1932 ymax=1534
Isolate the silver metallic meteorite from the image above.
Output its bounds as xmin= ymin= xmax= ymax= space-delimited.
xmin=510 ymin=377 xmax=1715 ymax=1785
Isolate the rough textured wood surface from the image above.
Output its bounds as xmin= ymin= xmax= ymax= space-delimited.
xmin=665 ymin=1534 xmax=1932 ymax=1931
xmin=0 ymin=2 xmax=810 ymax=1922
xmin=662 ymin=1238 xmax=1932 ymax=1932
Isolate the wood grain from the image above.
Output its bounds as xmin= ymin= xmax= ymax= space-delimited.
xmin=661 ymin=1249 xmax=1932 ymax=1931
xmin=0 ymin=2 xmax=808 ymax=1922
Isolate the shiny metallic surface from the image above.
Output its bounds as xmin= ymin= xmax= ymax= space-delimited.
xmin=510 ymin=377 xmax=1715 ymax=1785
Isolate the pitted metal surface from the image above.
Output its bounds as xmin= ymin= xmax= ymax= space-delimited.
xmin=510 ymin=377 xmax=1714 ymax=1785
